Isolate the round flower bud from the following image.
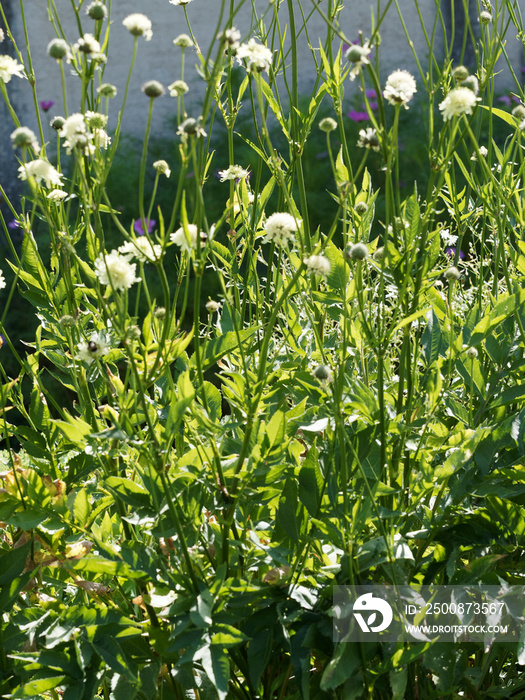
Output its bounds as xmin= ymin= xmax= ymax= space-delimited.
xmin=168 ymin=80 xmax=189 ymax=96
xmin=346 ymin=45 xmax=366 ymax=63
xmin=313 ymin=364 xmax=333 ymax=382
xmin=141 ymin=80 xmax=165 ymax=98
xmin=348 ymin=242 xmax=369 ymax=260
xmin=181 ymin=118 xmax=198 ymax=134
xmin=87 ymin=1 xmax=107 ymax=20
xmin=50 ymin=115 xmax=65 ymax=130
xmin=452 ymin=65 xmax=469 ymax=81
xmin=512 ymin=105 xmax=525 ymax=120
xmin=153 ymin=160 xmax=171 ymax=177
xmin=205 ymin=300 xmax=220 ymax=313
xmin=59 ymin=314 xmax=76 ymax=328
xmin=154 ymin=307 xmax=166 ymax=319
xmin=97 ymin=83 xmax=117 ymax=98
xmin=373 ymin=246 xmax=384 ymax=260
xmin=319 ymin=117 xmax=337 ymax=133
xmin=47 ymin=38 xmax=70 ymax=60
xmin=466 ymin=346 xmax=478 ymax=359
xmin=479 ymin=11 xmax=492 ymax=23
xmin=173 ymin=33 xmax=193 ymax=48
xmin=445 ymin=265 xmax=461 ymax=281
xmin=354 ymin=201 xmax=368 ymax=215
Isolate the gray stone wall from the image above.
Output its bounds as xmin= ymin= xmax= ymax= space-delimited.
xmin=3 ymin=0 xmax=524 ymax=142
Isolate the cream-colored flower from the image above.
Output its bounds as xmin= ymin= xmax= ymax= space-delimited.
xmin=0 ymin=269 xmax=6 ymax=290
xmin=168 ymin=80 xmax=189 ymax=96
xmin=236 ymin=38 xmax=273 ymax=72
xmin=170 ymin=223 xmax=209 ymax=251
xmin=47 ymin=189 xmax=68 ymax=201
xmin=304 ymin=254 xmax=331 ymax=278
xmin=218 ymin=165 xmax=249 ymax=181
xmin=263 ymin=212 xmax=299 ymax=246
xmin=76 ymin=332 xmax=110 ymax=364
xmin=119 ymin=238 xmax=162 ymax=262
xmin=123 ymin=14 xmax=152 ymax=41
xmin=94 ymin=250 xmax=141 ymax=290
xmin=439 ymin=86 xmax=480 ymax=121
xmin=0 ymin=54 xmax=25 ymax=83
xmin=18 ymin=159 xmax=63 ymax=188
xmin=383 ymin=70 xmax=417 ymax=108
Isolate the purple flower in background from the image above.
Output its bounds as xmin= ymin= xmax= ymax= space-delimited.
xmin=498 ymin=95 xmax=512 ymax=106
xmin=446 ymin=247 xmax=465 ymax=260
xmin=133 ymin=218 xmax=155 ymax=236
xmin=8 ymin=220 xmax=20 ymax=229
xmin=40 ymin=100 xmax=55 ymax=112
xmin=363 ymin=101 xmax=378 ymax=111
xmin=348 ymin=110 xmax=369 ymax=122
xmin=365 ymin=89 xmax=377 ymax=99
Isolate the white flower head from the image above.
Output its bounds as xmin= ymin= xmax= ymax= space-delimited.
xmin=236 ymin=38 xmax=273 ymax=73
xmin=383 ymin=69 xmax=417 ymax=108
xmin=173 ymin=34 xmax=193 ymax=48
xmin=357 ymin=127 xmax=380 ymax=151
xmin=0 ymin=54 xmax=25 ymax=83
xmin=73 ymin=33 xmax=101 ymax=54
xmin=439 ymin=86 xmax=480 ymax=121
xmin=263 ymin=212 xmax=300 ymax=247
xmin=18 ymin=159 xmax=63 ymax=188
xmin=0 ymin=29 xmax=5 ymax=43
xmin=123 ymin=14 xmax=152 ymax=41
xmin=170 ymin=224 xmax=209 ymax=252
xmin=94 ymin=250 xmax=141 ymax=290
xmin=218 ymin=27 xmax=241 ymax=49
xmin=170 ymin=0 xmax=195 ymax=5
xmin=59 ymin=113 xmax=94 ymax=155
xmin=176 ymin=117 xmax=207 ymax=141
xmin=153 ymin=160 xmax=171 ymax=177
xmin=92 ymin=128 xmax=111 ymax=149
xmin=76 ymin=332 xmax=111 ymax=364
xmin=168 ymin=80 xmax=189 ymax=97
xmin=304 ymin=254 xmax=331 ymax=278
xmin=0 ymin=269 xmax=6 ymax=290
xmin=218 ymin=165 xmax=249 ymax=182
xmin=119 ymin=238 xmax=162 ymax=263
xmin=47 ymin=189 xmax=68 ymax=202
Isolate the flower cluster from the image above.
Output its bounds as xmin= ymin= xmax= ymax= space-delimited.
xmin=170 ymin=224 xmax=209 ymax=251
xmin=123 ymin=14 xmax=152 ymax=40
xmin=304 ymin=255 xmax=331 ymax=278
xmin=357 ymin=127 xmax=380 ymax=151
xmin=236 ymin=38 xmax=273 ymax=73
xmin=262 ymin=213 xmax=299 ymax=247
xmin=76 ymin=332 xmax=111 ymax=364
xmin=58 ymin=113 xmax=94 ymax=155
xmin=11 ymin=127 xmax=40 ymax=153
xmin=0 ymin=54 xmax=25 ymax=83
xmin=439 ymin=86 xmax=480 ymax=121
xmin=119 ymin=239 xmax=162 ymax=263
xmin=18 ymin=159 xmax=63 ymax=188
xmin=94 ymin=250 xmax=141 ymax=290
xmin=218 ymin=165 xmax=249 ymax=182
xmin=383 ymin=70 xmax=417 ymax=108
xmin=345 ymin=42 xmax=371 ymax=81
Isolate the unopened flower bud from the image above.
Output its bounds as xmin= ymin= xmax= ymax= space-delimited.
xmin=87 ymin=1 xmax=107 ymax=20
xmin=50 ymin=115 xmax=65 ymax=130
xmin=205 ymin=300 xmax=220 ymax=313
xmin=173 ymin=33 xmax=193 ymax=48
xmin=354 ymin=201 xmax=368 ymax=215
xmin=313 ymin=364 xmax=332 ymax=382
xmin=445 ymin=265 xmax=461 ymax=281
xmin=59 ymin=314 xmax=76 ymax=327
xmin=319 ymin=117 xmax=337 ymax=133
xmin=373 ymin=246 xmax=384 ymax=260
xmin=47 ymin=38 xmax=70 ymax=60
xmin=142 ymin=80 xmax=165 ymax=98
xmin=479 ymin=11 xmax=492 ymax=23
xmin=153 ymin=160 xmax=171 ymax=177
xmin=461 ymin=75 xmax=479 ymax=94
xmin=97 ymin=83 xmax=117 ymax=98
xmin=348 ymin=242 xmax=369 ymax=260
xmin=512 ymin=105 xmax=525 ymax=120
xmin=154 ymin=307 xmax=166 ymax=319
xmin=452 ymin=65 xmax=469 ymax=81
xmin=466 ymin=346 xmax=478 ymax=359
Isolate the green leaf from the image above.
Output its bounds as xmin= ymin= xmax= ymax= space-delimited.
xmin=265 ymin=409 xmax=286 ymax=451
xmin=70 ymin=488 xmax=91 ymax=527
xmin=195 ymin=645 xmax=229 ymax=700
xmin=191 ymin=327 xmax=259 ymax=372
xmin=486 ymin=496 xmax=525 ymax=541
xmin=90 ymin=635 xmax=137 ymax=682
xmin=320 ymin=642 xmax=361 ymax=690
xmin=52 ymin=415 xmax=93 ymax=445
xmin=421 ymin=310 xmax=443 ymax=365
xmin=13 ymin=676 xmax=67 ymax=697
xmin=480 ymin=104 xmax=518 ymax=128
xmin=0 ymin=541 xmax=31 ymax=585
xmin=210 ymin=624 xmax=249 ymax=647
xmin=201 ymin=381 xmax=222 ymax=423
xmin=104 ymin=477 xmax=151 ymax=509
xmin=335 ymin=145 xmax=349 ymax=187
xmin=247 ymin=626 xmax=273 ymax=690
xmin=298 ymin=444 xmax=322 ymax=516
xmin=277 ymin=479 xmax=302 ymax=543
xmin=29 ymin=381 xmax=50 ymax=431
